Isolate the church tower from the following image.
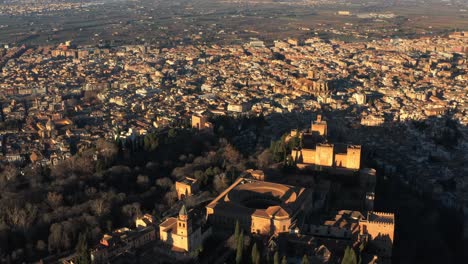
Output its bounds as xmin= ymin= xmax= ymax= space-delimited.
xmin=45 ymin=118 xmax=55 ymax=138
xmin=177 ymin=205 xmax=192 ymax=236
xmin=46 ymin=118 xmax=54 ymax=131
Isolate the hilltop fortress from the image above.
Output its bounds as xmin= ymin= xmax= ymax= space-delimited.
xmin=290 ymin=115 xmax=361 ymax=172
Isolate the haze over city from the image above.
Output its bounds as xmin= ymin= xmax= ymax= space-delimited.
xmin=0 ymin=0 xmax=466 ymax=264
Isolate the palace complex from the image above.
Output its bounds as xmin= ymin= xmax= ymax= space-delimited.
xmin=206 ymin=177 xmax=313 ymax=236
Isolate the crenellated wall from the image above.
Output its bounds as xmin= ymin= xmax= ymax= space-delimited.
xmin=359 ymin=212 xmax=395 ymax=257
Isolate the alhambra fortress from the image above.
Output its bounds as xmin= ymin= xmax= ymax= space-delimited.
xmin=81 ymin=114 xmax=394 ymax=263
xmin=171 ymin=115 xmax=393 ymax=261
xmin=291 ymin=115 xmax=361 ymax=171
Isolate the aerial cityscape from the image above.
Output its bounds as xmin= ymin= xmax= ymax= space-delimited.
xmin=0 ymin=0 xmax=466 ymax=263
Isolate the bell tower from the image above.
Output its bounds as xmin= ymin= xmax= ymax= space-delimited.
xmin=177 ymin=205 xmax=191 ymax=236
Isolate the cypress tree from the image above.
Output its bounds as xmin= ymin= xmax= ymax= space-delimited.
xmin=281 ymin=255 xmax=288 ymax=264
xmin=236 ymin=230 xmax=244 ymax=264
xmin=273 ymin=251 xmax=280 ymax=264
xmin=251 ymin=242 xmax=258 ymax=264
xmin=341 ymin=246 xmax=350 ymax=264
xmin=350 ymin=248 xmax=357 ymax=264
xmin=75 ymin=232 xmax=90 ymax=264
xmin=234 ymin=220 xmax=240 ymax=242
xmin=255 ymin=254 xmax=261 ymax=264
xmin=341 ymin=246 xmax=358 ymax=264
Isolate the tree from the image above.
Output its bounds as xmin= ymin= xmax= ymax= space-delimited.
xmin=156 ymin=177 xmax=173 ymax=190
xmin=281 ymin=256 xmax=288 ymax=264
xmin=0 ymin=165 xmax=18 ymax=187
xmin=143 ymin=133 xmax=159 ymax=152
xmin=106 ymin=220 xmax=113 ymax=232
xmin=194 ymin=170 xmax=208 ymax=186
xmin=234 ymin=220 xmax=240 ymax=242
xmin=350 ymin=247 xmax=357 ymax=264
xmin=90 ymin=199 xmax=110 ymax=217
xmin=251 ymin=242 xmax=258 ymax=264
xmin=270 ymin=137 xmax=288 ymax=163
xmin=254 ymin=251 xmax=261 ymax=264
xmin=48 ymin=223 xmax=63 ymax=253
xmin=168 ymin=128 xmax=177 ymax=138
xmin=341 ymin=246 xmax=357 ymax=264
xmin=75 ymin=232 xmax=90 ymax=264
xmin=36 ymin=240 xmax=47 ymax=253
xmin=289 ymin=134 xmax=301 ymax=149
xmin=164 ymin=190 xmax=178 ymax=207
xmin=96 ymin=139 xmax=118 ymax=163
xmin=358 ymin=241 xmax=366 ymax=264
xmin=359 ymin=241 xmax=366 ymax=253
xmin=274 ymin=251 xmax=280 ymax=264
xmin=301 ymin=254 xmax=310 ymax=264
xmin=46 ymin=192 xmax=63 ymax=209
xmin=236 ymin=230 xmax=244 ymax=264
xmin=257 ymin=149 xmax=273 ymax=169
xmin=224 ymin=144 xmax=241 ymax=164
xmin=61 ymin=220 xmax=77 ymax=251
xmin=5 ymin=203 xmax=38 ymax=231
xmin=342 ymin=247 xmax=350 ymax=264
xmin=121 ymin=202 xmax=142 ymax=223
xmin=136 ymin=174 xmax=149 ymax=186
xmin=213 ymin=174 xmax=229 ymax=193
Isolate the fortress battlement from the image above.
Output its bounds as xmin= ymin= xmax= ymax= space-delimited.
xmin=363 ymin=211 xmax=395 ymax=225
